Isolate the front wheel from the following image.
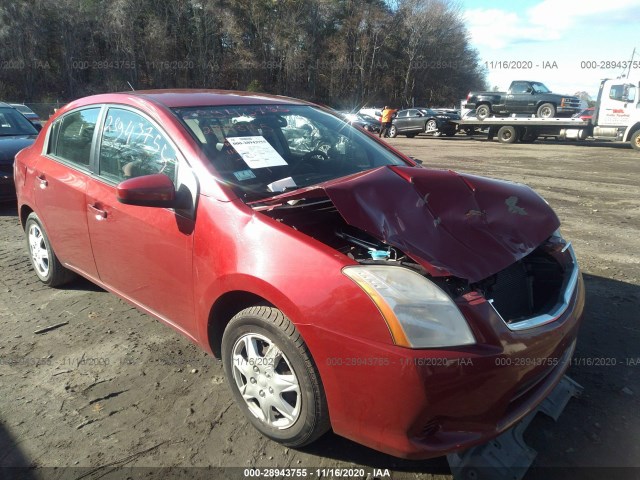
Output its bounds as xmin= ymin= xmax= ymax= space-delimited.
xmin=537 ymin=103 xmax=556 ymax=118
xmin=425 ymin=119 xmax=438 ymax=134
xmin=222 ymin=306 xmax=330 ymax=447
xmin=25 ymin=213 xmax=75 ymax=287
xmin=631 ymin=130 xmax=640 ymax=151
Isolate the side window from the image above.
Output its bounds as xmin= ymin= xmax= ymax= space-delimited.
xmin=53 ymin=108 xmax=100 ymax=168
xmin=609 ymin=84 xmax=635 ymax=102
xmin=511 ymin=82 xmax=530 ymax=94
xmin=626 ymin=85 xmax=636 ymax=103
xmin=98 ymin=108 xmax=178 ymax=184
xmin=397 ymin=111 xmax=408 ymax=118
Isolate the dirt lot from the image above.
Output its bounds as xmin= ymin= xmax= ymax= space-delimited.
xmin=1 ymin=134 xmax=639 ymax=480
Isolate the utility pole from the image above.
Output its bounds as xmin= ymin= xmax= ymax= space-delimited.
xmin=626 ymin=47 xmax=636 ymax=79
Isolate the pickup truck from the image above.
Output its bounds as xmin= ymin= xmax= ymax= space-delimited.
xmin=465 ymin=81 xmax=582 ymax=120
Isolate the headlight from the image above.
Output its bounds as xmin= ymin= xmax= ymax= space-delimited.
xmin=342 ymin=265 xmax=475 ymax=348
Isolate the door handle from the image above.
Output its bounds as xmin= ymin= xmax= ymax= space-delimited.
xmin=36 ymin=175 xmax=48 ymax=189
xmin=88 ymin=203 xmax=107 ymax=220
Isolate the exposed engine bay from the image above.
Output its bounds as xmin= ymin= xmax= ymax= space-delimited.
xmin=261 ymin=197 xmax=574 ymax=326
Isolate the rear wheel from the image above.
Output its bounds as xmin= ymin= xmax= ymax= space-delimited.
xmin=222 ymin=306 xmax=330 ymax=447
xmin=425 ymin=119 xmax=438 ymax=134
xmin=388 ymin=125 xmax=398 ymax=138
xmin=497 ymin=126 xmax=519 ymax=144
xmin=631 ymin=130 xmax=640 ymax=151
xmin=476 ymin=104 xmax=490 ymax=121
xmin=537 ymin=103 xmax=556 ymax=118
xmin=25 ymin=213 xmax=75 ymax=287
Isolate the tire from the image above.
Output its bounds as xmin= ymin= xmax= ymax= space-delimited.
xmin=222 ymin=306 xmax=330 ymax=447
xmin=536 ymin=103 xmax=556 ymax=118
xmin=476 ymin=104 xmax=490 ymax=121
xmin=425 ymin=119 xmax=438 ymax=133
xmin=388 ymin=125 xmax=398 ymax=138
xmin=406 ymin=133 xmax=417 ymax=138
xmin=497 ymin=126 xmax=518 ymax=144
xmin=25 ymin=213 xmax=75 ymax=287
xmin=631 ymin=130 xmax=640 ymax=151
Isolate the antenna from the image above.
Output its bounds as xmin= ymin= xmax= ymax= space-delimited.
xmin=127 ymin=81 xmax=135 ymax=91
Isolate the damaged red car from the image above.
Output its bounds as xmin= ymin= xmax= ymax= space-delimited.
xmin=14 ymin=90 xmax=584 ymax=459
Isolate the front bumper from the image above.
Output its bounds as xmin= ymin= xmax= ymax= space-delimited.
xmin=301 ymin=272 xmax=585 ymax=459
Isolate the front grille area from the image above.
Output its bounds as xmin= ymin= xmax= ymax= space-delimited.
xmin=478 ymin=248 xmax=566 ymax=324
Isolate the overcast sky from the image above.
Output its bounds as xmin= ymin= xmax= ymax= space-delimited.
xmin=460 ymin=0 xmax=639 ymax=98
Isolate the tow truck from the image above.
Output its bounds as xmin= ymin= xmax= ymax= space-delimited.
xmin=458 ymin=77 xmax=640 ymax=150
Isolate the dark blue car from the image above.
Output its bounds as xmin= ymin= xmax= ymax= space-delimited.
xmin=0 ymin=103 xmax=38 ymax=201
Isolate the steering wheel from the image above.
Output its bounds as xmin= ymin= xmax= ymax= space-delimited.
xmin=289 ymin=149 xmax=329 ymax=176
xmin=302 ymin=149 xmax=329 ymax=162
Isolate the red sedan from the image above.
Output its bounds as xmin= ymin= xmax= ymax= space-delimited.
xmin=14 ymin=90 xmax=585 ymax=459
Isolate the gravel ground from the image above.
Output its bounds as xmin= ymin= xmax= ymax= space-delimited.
xmin=0 ymin=134 xmax=638 ymax=480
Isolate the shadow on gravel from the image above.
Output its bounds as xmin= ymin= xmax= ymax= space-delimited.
xmin=524 ymin=273 xmax=640 ymax=475
xmin=0 ymin=421 xmax=38 ymax=480
xmin=302 ymin=432 xmax=450 ymax=474
xmin=63 ymin=275 xmax=106 ymax=293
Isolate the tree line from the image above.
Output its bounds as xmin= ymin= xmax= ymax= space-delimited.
xmin=0 ymin=0 xmax=487 ymax=111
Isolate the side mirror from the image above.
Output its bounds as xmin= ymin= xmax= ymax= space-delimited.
xmin=116 ymin=173 xmax=176 ymax=208
xmin=415 ymin=112 xmax=423 ymax=117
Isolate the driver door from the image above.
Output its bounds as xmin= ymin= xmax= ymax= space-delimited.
xmin=506 ymin=81 xmax=534 ymax=113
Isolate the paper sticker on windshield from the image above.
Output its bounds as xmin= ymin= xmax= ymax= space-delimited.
xmin=233 ymin=169 xmax=257 ymax=181
xmin=226 ymin=136 xmax=288 ymax=169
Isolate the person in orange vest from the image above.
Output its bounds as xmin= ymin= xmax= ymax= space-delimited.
xmin=379 ymin=106 xmax=397 ymax=138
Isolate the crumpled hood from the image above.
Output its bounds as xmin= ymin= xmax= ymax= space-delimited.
xmin=254 ymin=165 xmax=560 ymax=282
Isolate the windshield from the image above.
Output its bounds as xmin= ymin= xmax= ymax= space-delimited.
xmin=531 ymin=82 xmax=551 ymax=94
xmin=174 ymin=104 xmax=407 ymax=200
xmin=0 ymin=107 xmax=38 ymax=136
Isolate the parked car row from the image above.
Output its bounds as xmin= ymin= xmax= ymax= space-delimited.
xmin=388 ymin=108 xmax=460 ymax=138
xmin=14 ymin=89 xmax=584 ymax=461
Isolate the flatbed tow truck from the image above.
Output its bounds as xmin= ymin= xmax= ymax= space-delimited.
xmin=457 ymin=77 xmax=640 ymax=150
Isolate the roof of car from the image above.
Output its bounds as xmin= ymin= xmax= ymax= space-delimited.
xmin=128 ymin=89 xmax=310 ymax=108
xmin=0 ymin=102 xmax=12 ymax=108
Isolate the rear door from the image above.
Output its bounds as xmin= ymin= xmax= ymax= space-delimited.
xmin=85 ymin=106 xmax=198 ymax=335
xmin=33 ymin=107 xmax=102 ymax=279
